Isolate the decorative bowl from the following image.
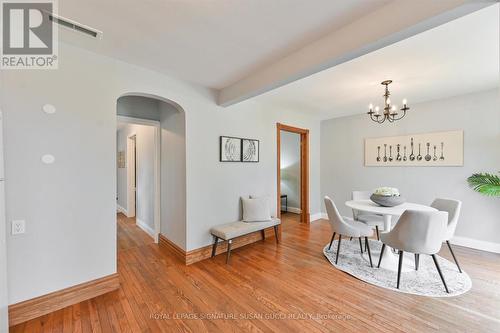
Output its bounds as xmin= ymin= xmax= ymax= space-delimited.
xmin=370 ymin=194 xmax=406 ymax=207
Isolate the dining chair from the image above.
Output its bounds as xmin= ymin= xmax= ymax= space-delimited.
xmin=352 ymin=191 xmax=384 ymax=240
xmin=431 ymin=198 xmax=463 ymax=273
xmin=378 ymin=210 xmax=450 ymax=292
xmin=324 ymin=196 xmax=374 ymax=267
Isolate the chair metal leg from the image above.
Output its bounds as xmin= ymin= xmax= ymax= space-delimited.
xmin=377 ymin=243 xmax=386 ymax=268
xmin=375 ymin=226 xmax=380 ymax=241
xmin=446 ymin=241 xmax=462 ymax=273
xmin=365 ymin=237 xmax=373 ymax=268
xmin=328 ymin=232 xmax=336 ymax=250
xmin=397 ymin=250 xmax=404 ymax=289
xmin=335 ymin=235 xmax=342 ymax=264
xmin=211 ymin=236 xmax=219 ymax=258
xmin=414 ymin=253 xmax=420 ymax=270
xmin=358 ymin=237 xmax=363 ymax=253
xmin=431 ymin=254 xmax=450 ymax=293
xmin=274 ymin=226 xmax=279 ymax=243
xmin=226 ymin=240 xmax=232 ymax=264
xmin=261 ymin=229 xmax=265 ymax=240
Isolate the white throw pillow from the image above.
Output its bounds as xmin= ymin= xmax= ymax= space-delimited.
xmin=242 ymin=197 xmax=272 ymax=222
xmin=249 ymin=195 xmax=275 ymax=218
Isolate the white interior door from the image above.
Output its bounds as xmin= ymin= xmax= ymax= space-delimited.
xmin=0 ymin=110 xmax=9 ymax=331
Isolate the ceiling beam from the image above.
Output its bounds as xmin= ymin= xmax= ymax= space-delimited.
xmin=218 ymin=0 xmax=494 ymax=107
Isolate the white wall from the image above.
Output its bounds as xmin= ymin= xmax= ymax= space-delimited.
xmin=320 ymin=89 xmax=500 ymax=245
xmin=160 ymin=103 xmax=187 ymax=248
xmin=0 ymin=109 xmax=8 ymax=332
xmin=2 ymin=44 xmax=117 ymax=304
xmin=280 ymin=131 xmax=301 ymax=211
xmin=1 ymin=42 xmax=321 ymax=304
xmin=116 ymin=123 xmax=155 ymax=233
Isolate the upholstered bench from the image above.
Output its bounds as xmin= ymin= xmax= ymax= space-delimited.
xmin=210 ymin=218 xmax=281 ymax=263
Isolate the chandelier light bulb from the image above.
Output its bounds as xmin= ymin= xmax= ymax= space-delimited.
xmin=369 ymin=103 xmax=373 ymax=110
xmin=375 ymin=106 xmax=380 ymax=113
xmin=391 ymin=105 xmax=397 ymax=111
xmin=386 ymin=98 xmax=391 ymax=105
xmin=403 ymin=98 xmax=407 ymax=105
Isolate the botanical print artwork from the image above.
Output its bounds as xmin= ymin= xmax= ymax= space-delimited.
xmin=365 ymin=130 xmax=463 ymax=167
xmin=220 ymin=136 xmax=242 ymax=162
xmin=242 ymin=139 xmax=259 ymax=162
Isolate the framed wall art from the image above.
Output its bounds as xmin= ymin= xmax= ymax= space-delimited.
xmin=220 ymin=136 xmax=242 ymax=162
xmin=117 ymin=151 xmax=126 ymax=168
xmin=364 ymin=130 xmax=463 ymax=167
xmin=242 ymin=138 xmax=259 ymax=162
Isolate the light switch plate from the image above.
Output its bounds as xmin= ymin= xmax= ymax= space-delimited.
xmin=12 ymin=220 xmax=25 ymax=235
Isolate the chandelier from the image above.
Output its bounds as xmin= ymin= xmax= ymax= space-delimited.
xmin=367 ymin=80 xmax=409 ymax=124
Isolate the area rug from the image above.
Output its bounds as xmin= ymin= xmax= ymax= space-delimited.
xmin=323 ymin=239 xmax=472 ymax=297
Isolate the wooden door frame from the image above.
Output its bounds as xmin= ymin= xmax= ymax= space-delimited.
xmin=277 ymin=123 xmax=310 ymax=224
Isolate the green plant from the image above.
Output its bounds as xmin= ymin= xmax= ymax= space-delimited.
xmin=467 ymin=172 xmax=500 ymax=197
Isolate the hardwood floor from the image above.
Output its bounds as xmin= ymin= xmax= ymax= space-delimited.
xmin=11 ymin=213 xmax=500 ymax=332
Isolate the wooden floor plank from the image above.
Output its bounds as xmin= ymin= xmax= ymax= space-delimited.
xmin=11 ymin=212 xmax=500 ymax=332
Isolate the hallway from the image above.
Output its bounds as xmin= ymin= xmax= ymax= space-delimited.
xmin=117 ymin=213 xmax=154 ymax=251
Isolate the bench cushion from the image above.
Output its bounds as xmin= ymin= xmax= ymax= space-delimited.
xmin=210 ymin=218 xmax=281 ymax=240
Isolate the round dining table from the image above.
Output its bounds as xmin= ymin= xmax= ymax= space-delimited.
xmin=345 ymin=199 xmax=437 ymax=272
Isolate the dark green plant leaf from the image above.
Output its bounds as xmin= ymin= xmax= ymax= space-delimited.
xmin=467 ymin=172 xmax=500 ymax=197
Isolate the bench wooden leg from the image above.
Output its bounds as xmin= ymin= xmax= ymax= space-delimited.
xmin=274 ymin=226 xmax=279 ymax=243
xmin=211 ymin=236 xmax=219 ymax=258
xmin=226 ymin=239 xmax=232 ymax=264
xmin=261 ymin=229 xmax=265 ymax=240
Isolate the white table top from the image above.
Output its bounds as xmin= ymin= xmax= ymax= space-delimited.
xmin=345 ymin=199 xmax=437 ymax=216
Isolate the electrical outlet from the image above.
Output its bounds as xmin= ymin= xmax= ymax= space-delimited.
xmin=12 ymin=220 xmax=25 ymax=235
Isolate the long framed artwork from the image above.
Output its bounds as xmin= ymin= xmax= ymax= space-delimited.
xmin=220 ymin=136 xmax=242 ymax=162
xmin=364 ymin=130 xmax=463 ymax=167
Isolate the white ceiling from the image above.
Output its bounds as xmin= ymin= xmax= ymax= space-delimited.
xmin=57 ymin=0 xmax=390 ymax=89
xmin=253 ymin=4 xmax=500 ymax=119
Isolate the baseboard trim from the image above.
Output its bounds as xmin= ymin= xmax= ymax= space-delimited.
xmin=8 ymin=273 xmax=119 ymax=327
xmin=116 ymin=204 xmax=127 ymax=216
xmin=282 ymin=206 xmax=302 ymax=214
xmin=158 ymin=234 xmax=186 ymax=263
xmin=159 ymin=229 xmax=276 ymax=265
xmin=136 ymin=218 xmax=154 ymax=238
xmin=451 ymin=236 xmax=500 ymax=254
xmin=310 ymin=212 xmax=327 ymax=222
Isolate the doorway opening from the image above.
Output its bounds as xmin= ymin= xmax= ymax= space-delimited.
xmin=117 ymin=117 xmax=160 ymax=242
xmin=277 ymin=123 xmax=310 ymax=228
xmin=115 ymin=93 xmax=187 ymax=254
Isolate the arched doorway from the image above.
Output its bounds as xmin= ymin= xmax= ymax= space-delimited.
xmin=115 ymin=93 xmax=186 ymax=249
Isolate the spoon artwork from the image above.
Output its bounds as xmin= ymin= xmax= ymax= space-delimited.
xmin=389 ymin=145 xmax=393 ymax=162
xmin=376 ymin=146 xmax=381 ymax=162
xmin=396 ymin=144 xmax=402 ymax=161
xmin=403 ymin=146 xmax=407 ymax=161
xmin=409 ymin=138 xmax=415 ymax=161
xmin=383 ymin=144 xmax=387 ymax=162
xmin=433 ymin=145 xmax=438 ymax=161
xmin=440 ymin=142 xmax=445 ymax=161
xmin=417 ymin=143 xmax=423 ymax=161
xmin=425 ymin=142 xmax=432 ymax=161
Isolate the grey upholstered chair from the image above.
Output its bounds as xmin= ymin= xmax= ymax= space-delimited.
xmin=352 ymin=191 xmax=384 ymax=240
xmin=431 ymin=198 xmax=463 ymax=273
xmin=324 ymin=196 xmax=374 ymax=267
xmin=378 ymin=210 xmax=450 ymax=292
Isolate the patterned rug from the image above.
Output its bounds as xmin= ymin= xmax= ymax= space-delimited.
xmin=323 ymin=239 xmax=472 ymax=297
